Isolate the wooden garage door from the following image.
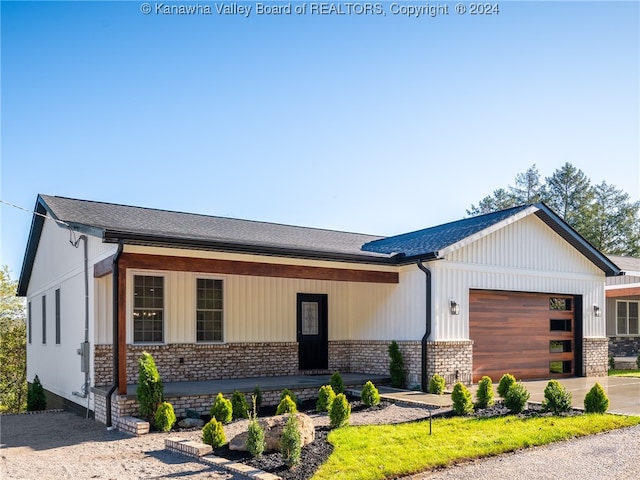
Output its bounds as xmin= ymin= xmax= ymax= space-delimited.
xmin=470 ymin=290 xmax=576 ymax=383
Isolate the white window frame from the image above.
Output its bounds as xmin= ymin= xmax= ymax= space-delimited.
xmin=195 ymin=276 xmax=225 ymax=343
xmin=616 ymin=300 xmax=639 ymax=336
xmin=130 ymin=271 xmax=167 ymax=344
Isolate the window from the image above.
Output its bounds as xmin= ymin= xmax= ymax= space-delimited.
xmin=133 ymin=275 xmax=164 ymax=343
xmin=55 ymin=288 xmax=61 ymax=345
xmin=550 ymin=360 xmax=572 ymax=374
xmin=616 ymin=300 xmax=639 ymax=336
xmin=28 ymin=302 xmax=32 ymax=344
xmin=550 ymin=297 xmax=572 ymax=311
xmin=42 ymin=295 xmax=46 ymax=344
xmin=550 ymin=319 xmax=571 ymax=331
xmin=196 ymin=278 xmax=223 ymax=342
xmin=550 ymin=340 xmax=571 ymax=353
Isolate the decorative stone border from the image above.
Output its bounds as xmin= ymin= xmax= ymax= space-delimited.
xmin=0 ymin=408 xmax=65 ymax=416
xmin=165 ymin=437 xmax=281 ymax=480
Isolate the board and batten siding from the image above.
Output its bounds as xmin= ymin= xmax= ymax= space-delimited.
xmin=430 ymin=215 xmax=606 ymax=340
xmin=25 ymin=216 xmax=118 ymax=408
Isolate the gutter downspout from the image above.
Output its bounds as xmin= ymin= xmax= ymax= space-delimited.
xmin=106 ymin=240 xmax=124 ymax=429
xmin=416 ymin=260 xmax=432 ymax=392
xmin=70 ymin=234 xmax=90 ymax=418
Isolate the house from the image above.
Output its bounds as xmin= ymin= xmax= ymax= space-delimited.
xmin=605 ymin=255 xmax=640 ymax=360
xmin=18 ymin=195 xmax=619 ymax=427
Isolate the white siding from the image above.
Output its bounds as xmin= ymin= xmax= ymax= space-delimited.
xmin=26 ymin=215 xmax=117 ymax=408
xmin=430 ymin=215 xmax=607 ymax=340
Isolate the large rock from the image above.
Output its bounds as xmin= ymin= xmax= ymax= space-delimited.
xmin=229 ymin=413 xmax=315 ymax=452
xmin=178 ymin=417 xmax=205 ymax=428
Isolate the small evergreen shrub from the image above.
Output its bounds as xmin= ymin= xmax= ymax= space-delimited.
xmin=329 ymin=393 xmax=351 ymax=428
xmin=609 ymin=355 xmax=616 ymax=370
xmin=246 ymin=396 xmax=265 ymax=457
xmin=280 ymin=388 xmax=298 ymax=405
xmin=429 ymin=374 xmax=445 ymax=395
xmin=584 ymin=382 xmax=609 ymax=414
xmin=155 ymin=402 xmax=177 ymax=432
xmin=497 ymin=373 xmax=517 ymax=398
xmin=202 ymin=417 xmax=226 ymax=447
xmin=360 ymin=381 xmax=380 ymax=407
xmin=276 ymin=395 xmax=298 ymax=415
xmin=542 ymin=380 xmax=572 ymax=415
xmin=316 ymin=385 xmax=336 ymax=412
xmin=253 ymin=385 xmax=263 ymax=411
xmin=231 ymin=390 xmax=249 ymax=420
xmin=26 ymin=375 xmax=47 ymax=411
xmin=210 ymin=393 xmax=233 ymax=424
xmin=280 ymin=414 xmax=302 ymax=467
xmin=451 ymin=382 xmax=474 ymax=415
xmin=330 ymin=371 xmax=344 ymax=395
xmin=636 ymin=354 xmax=640 ymax=369
xmin=475 ymin=376 xmax=495 ymax=409
xmin=388 ymin=340 xmax=405 ymax=388
xmin=504 ymin=382 xmax=530 ymax=414
xmin=136 ymin=351 xmax=164 ymax=421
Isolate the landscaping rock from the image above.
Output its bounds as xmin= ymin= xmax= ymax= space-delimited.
xmin=178 ymin=417 xmax=204 ymax=428
xmin=229 ymin=412 xmax=315 ymax=452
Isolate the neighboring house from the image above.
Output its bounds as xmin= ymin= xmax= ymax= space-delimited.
xmin=18 ymin=195 xmax=619 ymax=425
xmin=605 ymin=255 xmax=640 ymax=358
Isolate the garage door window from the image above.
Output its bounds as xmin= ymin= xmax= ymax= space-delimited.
xmin=550 ymin=319 xmax=571 ymax=331
xmin=550 ymin=360 xmax=572 ymax=374
xmin=616 ymin=300 xmax=639 ymax=336
xmin=550 ymin=297 xmax=572 ymax=311
xmin=550 ymin=340 xmax=571 ymax=353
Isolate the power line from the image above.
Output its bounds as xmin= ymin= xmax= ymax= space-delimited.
xmin=0 ymin=199 xmax=71 ymax=228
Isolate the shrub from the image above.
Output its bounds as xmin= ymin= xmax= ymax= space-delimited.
xmin=429 ymin=374 xmax=445 ymax=395
xmin=609 ymin=355 xmax=616 ymax=370
xmin=360 ymin=381 xmax=380 ymax=407
xmin=542 ymin=380 xmax=572 ymax=415
xmin=136 ymin=351 xmax=163 ymax=421
xmin=231 ymin=390 xmax=249 ymax=420
xmin=316 ymin=385 xmax=336 ymax=412
xmin=246 ymin=396 xmax=265 ymax=457
xmin=584 ymin=382 xmax=609 ymax=414
xmin=475 ymin=376 xmax=494 ymax=409
xmin=202 ymin=417 xmax=226 ymax=447
xmin=504 ymin=382 xmax=530 ymax=414
xmin=280 ymin=388 xmax=298 ymax=405
xmin=280 ymin=414 xmax=302 ymax=467
xmin=253 ymin=385 xmax=263 ymax=411
xmin=497 ymin=373 xmax=516 ymax=398
xmin=388 ymin=341 xmax=405 ymax=388
xmin=636 ymin=353 xmax=640 ymax=369
xmin=210 ymin=393 xmax=233 ymax=424
xmin=451 ymin=382 xmax=474 ymax=415
xmin=329 ymin=393 xmax=351 ymax=428
xmin=276 ymin=395 xmax=298 ymax=415
xmin=26 ymin=374 xmax=47 ymax=411
xmin=330 ymin=372 xmax=344 ymax=395
xmin=155 ymin=402 xmax=177 ymax=432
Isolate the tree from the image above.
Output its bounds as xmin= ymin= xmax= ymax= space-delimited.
xmin=467 ymin=163 xmax=640 ymax=255
xmin=0 ymin=266 xmax=27 ymax=413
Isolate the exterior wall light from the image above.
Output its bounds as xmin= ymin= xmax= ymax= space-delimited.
xmin=593 ymin=305 xmax=601 ymax=317
xmin=449 ymin=300 xmax=460 ymax=315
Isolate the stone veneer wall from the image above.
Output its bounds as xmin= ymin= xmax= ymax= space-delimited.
xmin=94 ymin=342 xmax=298 ymax=386
xmin=583 ymin=337 xmax=609 ymax=376
xmin=608 ymin=337 xmax=640 ymax=357
xmin=425 ymin=340 xmax=473 ymax=386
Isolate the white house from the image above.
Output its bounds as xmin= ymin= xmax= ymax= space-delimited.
xmin=18 ymin=195 xmax=619 ymax=426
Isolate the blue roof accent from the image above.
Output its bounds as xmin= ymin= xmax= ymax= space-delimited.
xmin=361 ymin=205 xmax=532 ymax=258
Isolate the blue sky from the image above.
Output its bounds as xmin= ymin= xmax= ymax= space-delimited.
xmin=1 ymin=0 xmax=639 ymax=279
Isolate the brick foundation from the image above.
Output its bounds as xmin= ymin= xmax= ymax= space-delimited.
xmin=608 ymin=337 xmax=640 ymax=357
xmin=583 ymin=337 xmax=609 ymax=376
xmin=425 ymin=340 xmax=473 ymax=386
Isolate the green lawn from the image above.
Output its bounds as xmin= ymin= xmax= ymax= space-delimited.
xmin=312 ymin=414 xmax=640 ymax=480
xmin=609 ymin=369 xmax=640 ymax=377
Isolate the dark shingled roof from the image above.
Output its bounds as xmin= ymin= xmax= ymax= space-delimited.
xmin=362 ymin=205 xmax=531 ymax=258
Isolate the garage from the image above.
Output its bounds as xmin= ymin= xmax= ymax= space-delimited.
xmin=469 ymin=290 xmax=581 ymax=382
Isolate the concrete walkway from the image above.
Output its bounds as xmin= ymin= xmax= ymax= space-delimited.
xmin=376 ymin=376 xmax=640 ymax=416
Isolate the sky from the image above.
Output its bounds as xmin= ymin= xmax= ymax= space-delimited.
xmin=1 ymin=0 xmax=639 ymax=280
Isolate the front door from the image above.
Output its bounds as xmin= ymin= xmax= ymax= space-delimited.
xmin=297 ymin=293 xmax=328 ymax=370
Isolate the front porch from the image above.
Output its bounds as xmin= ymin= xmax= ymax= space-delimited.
xmin=92 ymin=372 xmax=391 ymax=431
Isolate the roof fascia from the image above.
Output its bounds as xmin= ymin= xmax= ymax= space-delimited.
xmin=533 ymin=203 xmax=621 ymax=277
xmin=435 ymin=205 xmax=539 ymax=258
xmin=17 ymin=197 xmax=48 ymax=296
xmin=103 ymin=231 xmax=397 ymax=266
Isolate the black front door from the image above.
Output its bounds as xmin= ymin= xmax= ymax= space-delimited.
xmin=297 ymin=293 xmax=328 ymax=370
